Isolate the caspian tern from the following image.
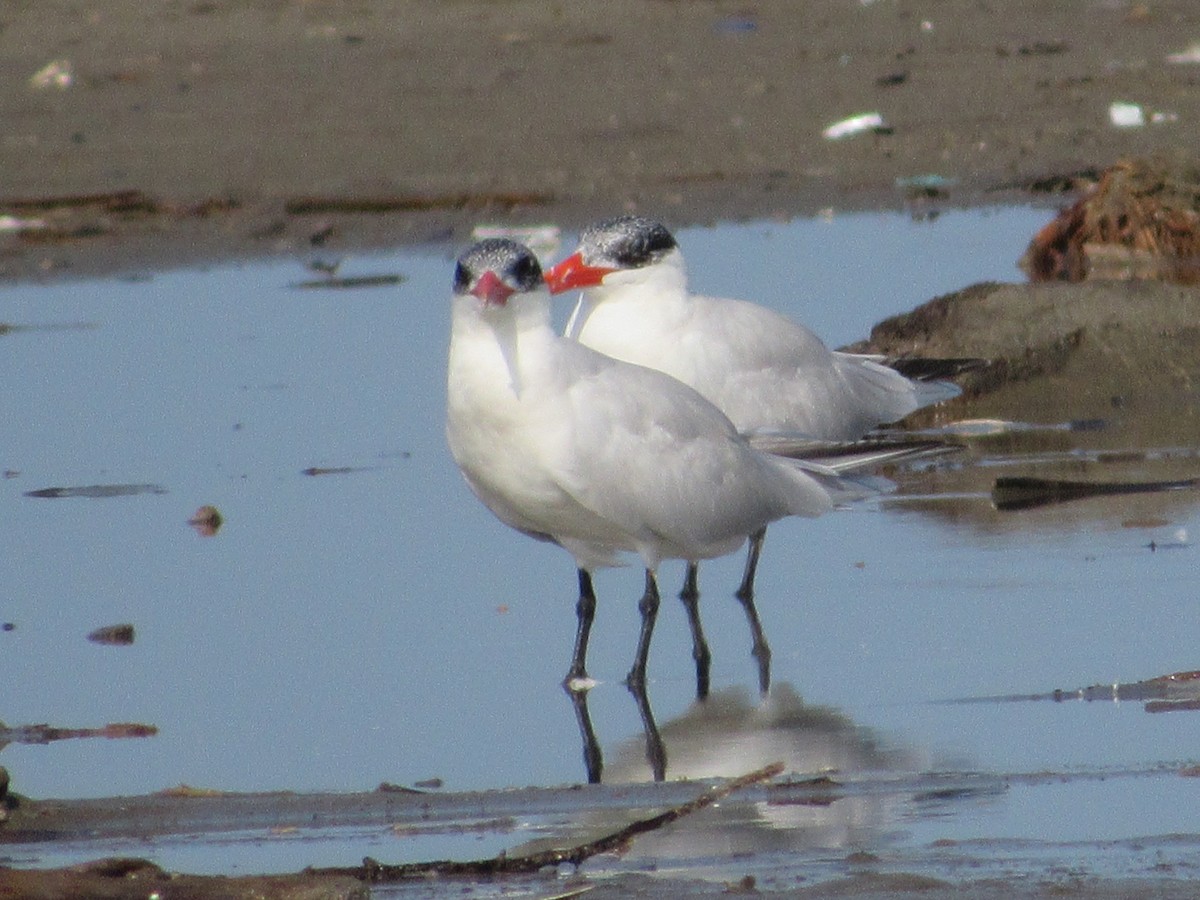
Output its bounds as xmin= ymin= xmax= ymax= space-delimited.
xmin=446 ymin=238 xmax=860 ymax=694
xmin=543 ymin=216 xmax=959 ymax=695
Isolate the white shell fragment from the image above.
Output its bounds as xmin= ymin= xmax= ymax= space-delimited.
xmin=822 ymin=112 xmax=886 ymax=140
xmin=1108 ymin=102 xmax=1145 ymax=128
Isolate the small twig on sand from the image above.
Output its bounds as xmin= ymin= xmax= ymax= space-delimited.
xmin=306 ymin=761 xmax=784 ymax=883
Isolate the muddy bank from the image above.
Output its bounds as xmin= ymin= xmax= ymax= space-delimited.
xmin=4 ymin=764 xmax=1200 ymax=898
xmin=4 ymin=865 xmax=1200 ymax=900
xmin=843 ymin=279 xmax=1200 ymax=531
xmin=848 ymin=279 xmax=1200 ymax=445
xmin=4 ymin=1 xmax=1200 ymax=278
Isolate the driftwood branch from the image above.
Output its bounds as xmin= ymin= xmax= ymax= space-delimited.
xmin=306 ymin=761 xmax=784 ymax=883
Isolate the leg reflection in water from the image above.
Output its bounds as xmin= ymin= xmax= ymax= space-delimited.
xmin=628 ymin=678 xmax=667 ymax=782
xmin=564 ymin=684 xmax=603 ymax=785
xmin=563 ymin=679 xmax=668 ymax=784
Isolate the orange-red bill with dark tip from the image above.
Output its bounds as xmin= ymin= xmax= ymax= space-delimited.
xmin=543 ymin=253 xmax=614 ymax=294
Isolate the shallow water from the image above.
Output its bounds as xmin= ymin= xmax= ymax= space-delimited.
xmin=2 ymin=206 xmax=1199 ymax=884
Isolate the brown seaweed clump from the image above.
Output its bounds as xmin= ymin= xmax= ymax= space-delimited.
xmin=1021 ymin=156 xmax=1200 ymax=283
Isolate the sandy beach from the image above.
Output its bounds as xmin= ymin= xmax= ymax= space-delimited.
xmin=3 ymin=0 xmax=1200 ymax=278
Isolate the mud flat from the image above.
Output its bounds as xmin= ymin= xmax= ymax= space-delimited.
xmin=849 ymin=278 xmax=1200 ymax=446
xmin=3 ymin=1 xmax=1200 ymax=278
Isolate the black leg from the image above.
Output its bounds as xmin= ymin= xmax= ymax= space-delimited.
xmin=679 ymin=563 xmax=711 ymax=700
xmin=625 ymin=569 xmax=660 ymax=691
xmin=564 ymin=568 xmax=597 ymax=687
xmin=563 ymin=682 xmax=603 ymax=784
xmin=735 ymin=527 xmax=772 ymax=696
xmin=626 ymin=673 xmax=667 ymax=782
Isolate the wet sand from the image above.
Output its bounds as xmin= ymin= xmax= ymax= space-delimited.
xmin=6 ymin=767 xmax=1200 ymax=898
xmin=3 ymin=0 xmax=1200 ymax=278
xmin=849 ymin=278 xmax=1200 ymax=446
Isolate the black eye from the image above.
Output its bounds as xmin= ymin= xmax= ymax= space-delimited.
xmin=511 ymin=252 xmax=542 ymax=291
xmin=642 ymin=222 xmax=676 ymax=257
xmin=452 ymin=261 xmax=470 ymax=294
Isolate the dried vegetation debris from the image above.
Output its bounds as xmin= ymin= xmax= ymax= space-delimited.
xmin=24 ymin=483 xmax=167 ymax=499
xmin=86 ymin=624 xmax=136 ymax=646
xmin=0 ymin=721 xmax=156 ymax=751
xmin=1021 ymin=156 xmax=1200 ymax=282
xmin=992 ymin=475 xmax=1199 ymax=511
xmin=188 ymin=504 xmax=223 ymax=536
xmin=0 ymin=764 xmax=782 ymax=897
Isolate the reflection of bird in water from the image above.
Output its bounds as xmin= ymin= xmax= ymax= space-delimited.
xmin=609 ymin=683 xmax=906 ymax=783
xmin=550 ymin=683 xmax=915 ymax=860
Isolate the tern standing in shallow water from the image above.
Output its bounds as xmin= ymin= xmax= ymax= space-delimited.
xmin=543 ymin=215 xmax=959 ymax=694
xmin=445 ymin=238 xmax=857 ymax=694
